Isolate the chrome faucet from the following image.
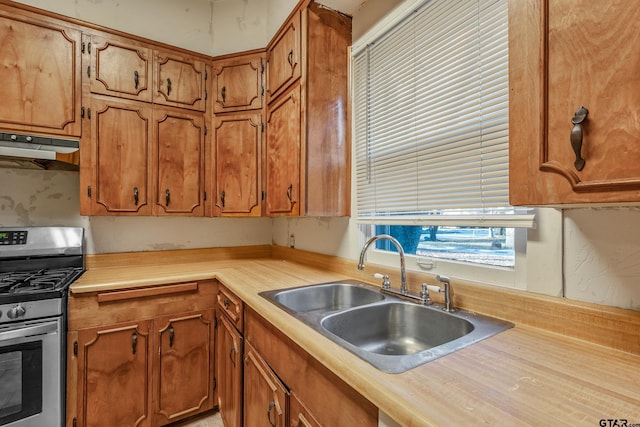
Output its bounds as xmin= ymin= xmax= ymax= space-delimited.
xmin=358 ymin=234 xmax=407 ymax=293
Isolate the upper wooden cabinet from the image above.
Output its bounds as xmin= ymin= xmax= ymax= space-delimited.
xmin=86 ymin=33 xmax=207 ymax=111
xmin=214 ymin=112 xmax=262 ymax=216
xmin=264 ymin=2 xmax=351 ymax=217
xmin=266 ymin=10 xmax=301 ymax=104
xmin=154 ymin=109 xmax=206 ymax=215
xmin=212 ymin=53 xmax=264 ymax=113
xmin=80 ymin=96 xmax=153 ymax=216
xmin=153 ymin=49 xmax=207 ymax=111
xmin=0 ymin=6 xmax=82 ymax=137
xmin=87 ymin=34 xmax=152 ymax=102
xmin=509 ymin=0 xmax=640 ymax=205
xmin=265 ymin=84 xmax=301 ymax=216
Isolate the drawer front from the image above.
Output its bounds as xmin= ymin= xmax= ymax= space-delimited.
xmin=217 ymin=284 xmax=243 ymax=332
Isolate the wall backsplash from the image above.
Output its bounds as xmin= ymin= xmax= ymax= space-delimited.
xmin=0 ymin=168 xmax=272 ymax=254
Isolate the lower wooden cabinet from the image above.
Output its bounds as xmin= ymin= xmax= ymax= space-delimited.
xmin=215 ymin=308 xmax=243 ymax=427
xmin=244 ymin=307 xmax=378 ymax=427
xmin=243 ymin=342 xmax=288 ymax=427
xmin=67 ymin=280 xmax=217 ymax=427
xmin=290 ymin=391 xmax=321 ymax=427
xmin=76 ymin=321 xmax=153 ymax=427
xmin=153 ymin=311 xmax=215 ymax=425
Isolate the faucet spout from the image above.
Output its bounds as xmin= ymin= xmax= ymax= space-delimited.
xmin=358 ymin=234 xmax=407 ymax=293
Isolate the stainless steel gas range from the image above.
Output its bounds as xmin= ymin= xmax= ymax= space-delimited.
xmin=0 ymin=227 xmax=84 ymax=427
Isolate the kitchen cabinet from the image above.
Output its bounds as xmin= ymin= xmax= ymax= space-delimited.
xmin=215 ymin=285 xmax=244 ymax=427
xmin=243 ymin=341 xmax=288 ymax=427
xmin=153 ymin=48 xmax=208 ymax=112
xmin=81 ymin=28 xmax=210 ymax=217
xmin=244 ymin=307 xmax=377 ymax=426
xmin=212 ymin=52 xmax=264 ymax=114
xmin=80 ymin=98 xmax=206 ymax=216
xmin=76 ymin=320 xmax=152 ymax=427
xmin=213 ymin=112 xmax=262 ymax=216
xmin=290 ymin=392 xmax=321 ymax=427
xmin=0 ymin=5 xmax=82 ymax=137
xmin=67 ymin=280 xmax=217 ymax=427
xmin=87 ymin=33 xmax=207 ymax=111
xmin=153 ymin=310 xmax=215 ymax=425
xmin=264 ymin=1 xmax=351 ymax=217
xmin=86 ymin=33 xmax=152 ymax=102
xmin=154 ymin=108 xmax=206 ymax=215
xmin=265 ymin=10 xmax=301 ymax=104
xmin=79 ymin=96 xmax=153 ymax=215
xmin=265 ymin=84 xmax=300 ymax=216
xmin=509 ymin=0 xmax=640 ymax=205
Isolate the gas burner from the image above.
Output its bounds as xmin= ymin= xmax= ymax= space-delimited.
xmin=0 ymin=268 xmax=83 ymax=295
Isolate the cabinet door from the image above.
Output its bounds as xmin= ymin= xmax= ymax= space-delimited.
xmin=76 ymin=321 xmax=152 ymax=427
xmin=244 ymin=342 xmax=288 ymax=427
xmin=215 ymin=313 xmax=243 ymax=427
xmin=153 ymin=109 xmax=205 ymax=215
xmin=265 ymin=84 xmax=300 ymax=216
xmin=213 ymin=54 xmax=264 ymax=113
xmin=84 ymin=97 xmax=153 ymax=215
xmin=88 ymin=34 xmax=152 ymax=102
xmin=266 ymin=10 xmax=301 ymax=104
xmin=510 ymin=1 xmax=640 ymax=204
xmin=290 ymin=391 xmax=321 ymax=427
xmin=153 ymin=50 xmax=207 ymax=111
xmin=0 ymin=9 xmax=81 ymax=137
xmin=154 ymin=310 xmax=214 ymax=425
xmin=214 ymin=112 xmax=262 ymax=216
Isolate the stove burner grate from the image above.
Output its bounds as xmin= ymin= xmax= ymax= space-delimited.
xmin=0 ymin=268 xmax=82 ymax=294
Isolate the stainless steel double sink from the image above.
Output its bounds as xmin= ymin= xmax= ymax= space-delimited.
xmin=260 ymin=280 xmax=513 ymax=373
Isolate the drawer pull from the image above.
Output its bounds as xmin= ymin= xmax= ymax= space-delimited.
xmin=267 ymin=401 xmax=276 ymax=427
xmin=570 ymin=106 xmax=589 ymax=171
xmin=132 ymin=331 xmax=138 ymax=355
xmin=169 ymin=324 xmax=174 ymax=347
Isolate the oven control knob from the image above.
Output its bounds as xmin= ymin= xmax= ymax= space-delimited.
xmin=7 ymin=305 xmax=26 ymax=319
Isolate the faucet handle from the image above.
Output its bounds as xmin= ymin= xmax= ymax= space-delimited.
xmin=374 ymin=273 xmax=391 ymax=289
xmin=420 ymin=283 xmax=432 ymax=305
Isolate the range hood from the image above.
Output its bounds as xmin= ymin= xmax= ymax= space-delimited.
xmin=0 ymin=131 xmax=80 ymax=171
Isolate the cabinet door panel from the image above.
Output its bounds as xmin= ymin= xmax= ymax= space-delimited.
xmin=214 ymin=113 xmax=261 ymax=216
xmin=216 ymin=313 xmax=243 ymax=427
xmin=90 ymin=97 xmax=153 ymax=215
xmin=154 ymin=109 xmax=205 ymax=215
xmin=510 ymin=0 xmax=640 ymax=204
xmin=244 ymin=342 xmax=288 ymax=427
xmin=266 ymin=10 xmax=301 ymax=103
xmin=154 ymin=310 xmax=214 ymax=425
xmin=154 ymin=51 xmax=207 ymax=111
xmin=89 ymin=35 xmax=152 ymax=102
xmin=265 ymin=85 xmax=300 ymax=216
xmin=0 ymin=10 xmax=81 ymax=136
xmin=77 ymin=321 xmax=152 ymax=427
xmin=213 ymin=56 xmax=263 ymax=113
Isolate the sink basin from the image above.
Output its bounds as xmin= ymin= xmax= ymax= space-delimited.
xmin=264 ymin=281 xmax=385 ymax=314
xmin=321 ymin=302 xmax=474 ymax=356
xmin=259 ymin=280 xmax=513 ymax=373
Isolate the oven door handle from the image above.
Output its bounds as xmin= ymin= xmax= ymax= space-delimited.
xmin=0 ymin=322 xmax=58 ymax=342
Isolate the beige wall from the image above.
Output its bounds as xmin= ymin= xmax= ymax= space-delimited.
xmin=1 ymin=0 xmax=638 ymax=311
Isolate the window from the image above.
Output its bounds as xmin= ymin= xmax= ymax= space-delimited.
xmin=353 ymin=0 xmax=533 ymax=270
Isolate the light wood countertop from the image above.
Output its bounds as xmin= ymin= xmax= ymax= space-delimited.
xmin=71 ymin=250 xmax=640 ymax=426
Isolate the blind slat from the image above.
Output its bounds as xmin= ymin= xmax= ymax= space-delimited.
xmin=354 ymin=0 xmax=518 ymax=223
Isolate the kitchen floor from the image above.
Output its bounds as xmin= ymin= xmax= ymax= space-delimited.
xmin=170 ymin=411 xmax=223 ymax=427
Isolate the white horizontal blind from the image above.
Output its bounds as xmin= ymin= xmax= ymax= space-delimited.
xmin=354 ymin=0 xmax=527 ymax=226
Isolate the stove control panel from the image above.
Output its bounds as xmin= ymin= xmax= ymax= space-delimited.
xmin=0 ymin=230 xmax=28 ymax=245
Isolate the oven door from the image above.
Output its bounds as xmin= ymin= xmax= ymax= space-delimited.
xmin=0 ymin=318 xmax=63 ymax=427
